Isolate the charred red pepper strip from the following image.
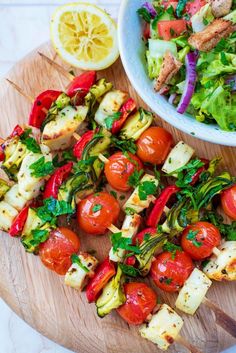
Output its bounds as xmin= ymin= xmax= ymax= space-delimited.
xmin=29 ymin=90 xmax=62 ymax=128
xmin=67 ymin=71 xmax=97 ymax=98
xmin=111 ymin=98 xmax=137 ymax=134
xmin=73 ymin=130 xmax=95 ymax=159
xmin=9 ymin=125 xmax=24 ymax=138
xmin=43 ymin=162 xmax=73 ymax=200
xmin=0 ymin=145 xmax=4 ymax=162
xmin=125 ymin=255 xmax=136 ymax=266
xmin=147 ymin=185 xmax=180 ymax=227
xmin=143 ymin=23 xmax=150 ymax=41
xmin=9 ymin=206 xmax=29 ymax=237
xmin=86 ymin=257 xmax=116 ymax=303
xmin=190 ymin=158 xmax=209 ymax=185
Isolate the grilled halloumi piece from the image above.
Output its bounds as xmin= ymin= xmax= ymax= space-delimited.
xmin=0 ymin=201 xmax=18 ymax=231
xmin=155 ymin=51 xmax=182 ymax=92
xmin=188 ymin=19 xmax=234 ymax=52
xmin=4 ymin=184 xmax=28 ymax=211
xmin=109 ymin=214 xmax=141 ymax=262
xmin=42 ymin=105 xmax=88 ymax=151
xmin=94 ymin=90 xmax=128 ymax=128
xmin=162 ymin=141 xmax=195 ymax=176
xmin=65 ymin=252 xmax=98 ymax=291
xmin=175 ymin=268 xmax=212 ymax=315
xmin=18 ymin=148 xmax=52 ymax=201
xmin=203 ymin=241 xmax=236 ymax=281
xmin=139 ymin=304 xmax=183 ymax=350
xmin=123 ymin=174 xmax=158 ymax=214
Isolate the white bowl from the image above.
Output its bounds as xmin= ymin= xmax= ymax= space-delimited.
xmin=118 ymin=0 xmax=236 ymax=146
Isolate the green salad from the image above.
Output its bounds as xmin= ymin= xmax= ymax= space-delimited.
xmin=138 ymin=0 xmax=236 ymax=131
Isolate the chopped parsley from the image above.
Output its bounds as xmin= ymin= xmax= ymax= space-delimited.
xmin=138 ymin=180 xmax=157 ymax=201
xmin=19 ymin=128 xmax=41 ymax=153
xmin=110 ymin=190 xmax=117 ymax=199
xmin=111 ymin=232 xmax=141 ymax=254
xmin=128 ymin=170 xmax=143 ymax=188
xmin=173 ymin=159 xmax=204 ymax=188
xmin=30 ymin=156 xmax=55 ymax=178
xmin=71 ymin=254 xmax=89 ymax=273
xmin=186 ymin=230 xmax=202 ymax=248
xmin=104 ymin=112 xmax=121 ymax=130
xmin=30 ymin=229 xmax=49 ymax=247
xmin=163 ymin=241 xmax=182 ymax=259
xmin=125 ymin=207 xmax=137 ymax=215
xmin=36 ymin=197 xmax=73 ymax=224
xmin=92 ymin=204 xmax=102 ymax=213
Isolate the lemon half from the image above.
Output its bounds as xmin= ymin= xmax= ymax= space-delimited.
xmin=50 ymin=2 xmax=119 ymax=70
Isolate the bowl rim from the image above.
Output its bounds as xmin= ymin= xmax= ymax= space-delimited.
xmin=118 ymin=0 xmax=236 ymax=147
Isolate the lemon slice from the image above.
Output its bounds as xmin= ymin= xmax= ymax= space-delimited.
xmin=50 ymin=2 xmax=119 ymax=70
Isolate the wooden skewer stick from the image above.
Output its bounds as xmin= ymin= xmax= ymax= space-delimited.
xmin=107 ymin=224 xmax=120 ymax=233
xmin=73 ymin=133 xmax=81 ymax=141
xmin=176 ymin=335 xmax=203 ymax=353
xmin=212 ymin=247 xmax=221 ymax=256
xmin=38 ymin=52 xmax=75 ymax=81
xmin=6 ymin=79 xmax=48 ymax=114
xmin=202 ymin=297 xmax=236 ymax=338
xmin=98 ymin=153 xmax=109 ymax=164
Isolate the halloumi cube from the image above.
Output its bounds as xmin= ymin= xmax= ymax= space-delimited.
xmin=123 ymin=174 xmax=158 ymax=213
xmin=175 ymin=268 xmax=212 ymax=315
xmin=42 ymin=105 xmax=88 ymax=151
xmin=94 ymin=90 xmax=128 ymax=128
xmin=65 ymin=252 xmax=98 ymax=291
xmin=18 ymin=151 xmax=51 ymax=201
xmin=203 ymin=241 xmax=236 ymax=281
xmin=0 ymin=201 xmax=18 ymax=231
xmin=162 ymin=141 xmax=195 ymax=175
xmin=4 ymin=184 xmax=28 ymax=211
xmin=139 ymin=304 xmax=183 ymax=350
xmin=109 ymin=214 xmax=141 ymax=262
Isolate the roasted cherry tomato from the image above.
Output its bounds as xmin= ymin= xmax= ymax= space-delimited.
xmin=221 ymin=185 xmax=236 ymax=221
xmin=29 ymin=90 xmax=62 ymax=128
xmin=117 ymin=282 xmax=157 ymax=325
xmin=86 ymin=257 xmax=116 ymax=303
xmin=104 ymin=152 xmax=143 ymax=192
xmin=181 ymin=222 xmax=221 ymax=260
xmin=132 ymin=227 xmax=157 ymax=245
xmin=39 ymin=227 xmax=80 ymax=275
xmin=151 ymin=250 xmax=194 ymax=292
xmin=136 ymin=127 xmax=173 ymax=165
xmin=67 ymin=71 xmax=96 ymax=98
xmin=77 ymin=192 xmax=120 ymax=235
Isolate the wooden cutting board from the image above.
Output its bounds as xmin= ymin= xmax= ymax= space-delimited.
xmin=0 ymin=42 xmax=236 ymax=353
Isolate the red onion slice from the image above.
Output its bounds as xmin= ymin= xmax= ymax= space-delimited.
xmin=177 ymin=51 xmax=198 ymax=114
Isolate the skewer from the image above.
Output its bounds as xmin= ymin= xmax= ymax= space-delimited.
xmin=38 ymin=52 xmax=75 ymax=81
xmin=175 ymin=335 xmax=203 ymax=353
xmin=98 ymin=153 xmax=109 ymax=164
xmin=6 ymin=79 xmax=48 ymax=114
xmin=202 ymin=297 xmax=236 ymax=338
xmin=73 ymin=133 xmax=81 ymax=141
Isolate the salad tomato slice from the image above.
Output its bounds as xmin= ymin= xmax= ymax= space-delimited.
xmin=158 ymin=20 xmax=187 ymax=41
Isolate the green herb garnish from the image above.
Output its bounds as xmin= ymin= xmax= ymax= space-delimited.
xmin=111 ymin=232 xmax=141 ymax=254
xmin=104 ymin=112 xmax=121 ymax=130
xmin=30 ymin=156 xmax=55 ymax=178
xmin=92 ymin=204 xmax=102 ymax=213
xmin=71 ymin=254 xmax=89 ymax=273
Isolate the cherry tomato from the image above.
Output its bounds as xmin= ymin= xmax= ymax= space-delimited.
xmin=67 ymin=71 xmax=96 ymax=98
xmin=117 ymin=282 xmax=157 ymax=325
xmin=150 ymin=250 xmax=194 ymax=292
xmin=77 ymin=192 xmax=120 ymax=235
xmin=136 ymin=127 xmax=173 ymax=165
xmin=181 ymin=222 xmax=221 ymax=260
xmin=39 ymin=227 xmax=80 ymax=275
xmin=104 ymin=152 xmax=143 ymax=192
xmin=221 ymin=185 xmax=236 ymax=221
xmin=132 ymin=227 xmax=157 ymax=245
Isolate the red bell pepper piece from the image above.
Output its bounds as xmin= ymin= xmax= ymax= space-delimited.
xmin=9 ymin=206 xmax=29 ymax=237
xmin=67 ymin=71 xmax=97 ymax=98
xmin=73 ymin=130 xmax=95 ymax=160
xmin=190 ymin=158 xmax=209 ymax=185
xmin=9 ymin=125 xmax=24 ymax=138
xmin=0 ymin=145 xmax=4 ymax=162
xmin=29 ymin=90 xmax=62 ymax=128
xmin=111 ymin=98 xmax=137 ymax=134
xmin=125 ymin=255 xmax=136 ymax=266
xmin=147 ymin=185 xmax=180 ymax=227
xmin=86 ymin=257 xmax=116 ymax=303
xmin=43 ymin=162 xmax=73 ymax=199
